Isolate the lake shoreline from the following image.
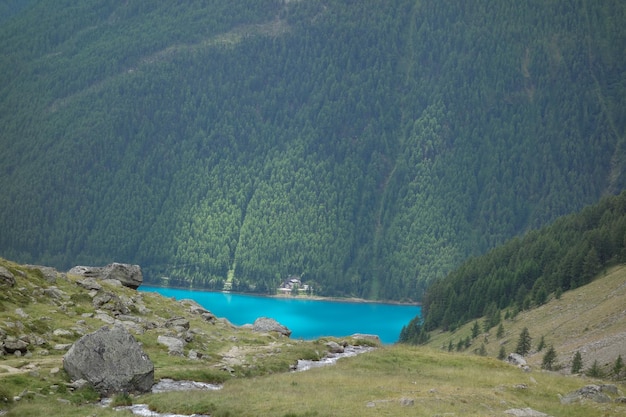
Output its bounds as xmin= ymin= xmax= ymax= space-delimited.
xmin=141 ymin=284 xmax=421 ymax=306
xmin=139 ymin=285 xmax=421 ymax=344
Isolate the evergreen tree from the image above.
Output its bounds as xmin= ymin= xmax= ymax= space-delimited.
xmin=498 ymin=345 xmax=507 ymax=360
xmin=471 ymin=321 xmax=480 ymax=339
xmin=478 ymin=343 xmax=487 ymax=356
xmin=541 ymin=345 xmax=557 ymax=370
xmin=612 ymin=355 xmax=624 ymax=380
xmin=571 ymin=351 xmax=583 ymax=374
xmin=399 ymin=316 xmax=430 ymax=345
xmin=456 ymin=339 xmax=464 ymax=351
xmin=515 ymin=327 xmax=532 ymax=356
xmin=586 ymin=360 xmax=605 ymax=378
xmin=496 ymin=323 xmax=504 ymax=339
xmin=555 ymin=287 xmax=563 ymax=300
xmin=537 ymin=335 xmax=545 ymax=352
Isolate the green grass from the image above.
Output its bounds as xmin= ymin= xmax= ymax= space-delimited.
xmin=1 ymin=257 xmax=625 ymax=417
xmin=426 ymin=265 xmax=626 ymax=375
xmin=141 ymin=345 xmax=626 ymax=417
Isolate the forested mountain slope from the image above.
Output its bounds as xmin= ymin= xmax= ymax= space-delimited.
xmin=417 ymin=191 xmax=626 ymax=335
xmin=1 ymin=0 xmax=625 ymax=301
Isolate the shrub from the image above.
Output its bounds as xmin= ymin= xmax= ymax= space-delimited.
xmin=0 ymin=382 xmax=13 ymax=405
xmin=111 ymin=392 xmax=133 ymax=407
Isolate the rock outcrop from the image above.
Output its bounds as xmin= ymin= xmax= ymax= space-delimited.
xmin=506 ymin=353 xmax=531 ymax=371
xmin=0 ymin=266 xmax=15 ymax=287
xmin=68 ymin=263 xmax=143 ymax=289
xmin=63 ymin=324 xmax=154 ymax=395
xmin=252 ymin=317 xmax=292 ymax=337
xmin=559 ymin=384 xmax=622 ymax=404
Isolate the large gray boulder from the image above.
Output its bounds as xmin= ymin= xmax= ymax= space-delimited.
xmin=69 ymin=263 xmax=143 ymax=289
xmin=63 ymin=324 xmax=154 ymax=395
xmin=252 ymin=317 xmax=292 ymax=337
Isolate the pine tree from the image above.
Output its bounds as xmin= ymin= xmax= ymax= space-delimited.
xmin=456 ymin=339 xmax=464 ymax=351
xmin=555 ymin=287 xmax=563 ymax=300
xmin=471 ymin=321 xmax=480 ymax=338
xmin=586 ymin=360 xmax=605 ymax=378
xmin=399 ymin=317 xmax=430 ymax=345
xmin=571 ymin=351 xmax=583 ymax=374
xmin=498 ymin=345 xmax=507 ymax=360
xmin=515 ymin=327 xmax=532 ymax=356
xmin=612 ymin=355 xmax=624 ymax=380
xmin=537 ymin=335 xmax=545 ymax=352
xmin=496 ymin=323 xmax=504 ymax=339
xmin=541 ymin=345 xmax=557 ymax=370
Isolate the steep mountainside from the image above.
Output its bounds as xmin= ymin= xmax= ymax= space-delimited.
xmin=425 ymin=263 xmax=626 ymax=378
xmin=1 ymin=0 xmax=625 ymax=300
xmin=419 ymin=191 xmax=626 ymax=333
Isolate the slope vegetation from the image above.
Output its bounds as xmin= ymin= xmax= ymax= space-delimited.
xmin=421 ymin=191 xmax=626 ymax=332
xmin=0 ymin=257 xmax=624 ymax=417
xmin=426 ymin=264 xmax=626 ymax=375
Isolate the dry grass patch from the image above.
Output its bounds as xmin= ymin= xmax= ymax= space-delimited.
xmin=428 ymin=265 xmax=626 ymax=374
xmin=141 ymin=345 xmax=625 ymax=417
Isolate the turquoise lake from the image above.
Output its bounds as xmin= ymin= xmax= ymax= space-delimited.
xmin=140 ymin=286 xmax=420 ymax=344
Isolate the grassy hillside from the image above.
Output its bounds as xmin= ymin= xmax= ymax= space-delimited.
xmin=1 ymin=0 xmax=625 ymax=301
xmin=419 ymin=190 xmax=626 ymax=333
xmin=1 ymin=257 xmax=625 ymax=416
xmin=426 ymin=264 xmax=626 ymax=376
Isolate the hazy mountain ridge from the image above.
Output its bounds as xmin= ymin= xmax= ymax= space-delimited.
xmin=1 ymin=0 xmax=625 ymax=300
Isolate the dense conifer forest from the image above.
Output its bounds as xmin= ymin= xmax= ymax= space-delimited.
xmin=409 ymin=190 xmax=626 ymax=339
xmin=1 ymin=0 xmax=625 ymax=301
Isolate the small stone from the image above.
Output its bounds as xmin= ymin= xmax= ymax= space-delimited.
xmin=157 ymin=335 xmax=185 ymax=356
xmin=504 ymin=407 xmax=550 ymax=417
xmin=326 ymin=341 xmax=344 ymax=354
xmin=399 ymin=397 xmax=414 ymax=406
xmin=53 ymin=329 xmax=73 ymax=337
xmin=53 ymin=344 xmax=72 ymax=351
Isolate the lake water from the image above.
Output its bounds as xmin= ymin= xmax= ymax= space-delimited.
xmin=139 ymin=286 xmax=420 ymax=344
